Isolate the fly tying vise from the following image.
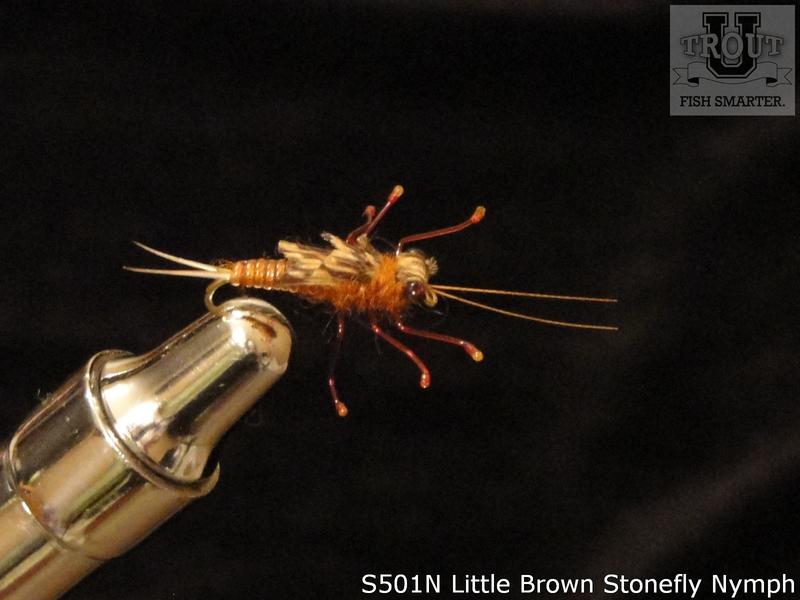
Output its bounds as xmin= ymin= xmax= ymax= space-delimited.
xmin=125 ymin=185 xmax=617 ymax=417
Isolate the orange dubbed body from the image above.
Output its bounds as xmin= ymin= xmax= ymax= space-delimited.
xmin=127 ymin=185 xmax=617 ymax=417
xmin=296 ymin=256 xmax=408 ymax=318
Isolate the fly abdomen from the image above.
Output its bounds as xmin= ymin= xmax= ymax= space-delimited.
xmin=229 ymin=258 xmax=288 ymax=289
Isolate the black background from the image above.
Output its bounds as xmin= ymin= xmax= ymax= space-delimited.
xmin=2 ymin=2 xmax=799 ymax=599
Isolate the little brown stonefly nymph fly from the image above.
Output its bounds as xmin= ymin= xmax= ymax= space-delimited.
xmin=126 ymin=185 xmax=617 ymax=416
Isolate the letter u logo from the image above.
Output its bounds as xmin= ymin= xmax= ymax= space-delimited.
xmin=703 ymin=12 xmax=760 ymax=78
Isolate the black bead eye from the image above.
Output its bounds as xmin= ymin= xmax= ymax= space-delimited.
xmin=406 ymin=281 xmax=425 ymax=301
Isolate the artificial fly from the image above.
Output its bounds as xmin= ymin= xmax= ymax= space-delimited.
xmin=126 ymin=185 xmax=617 ymax=416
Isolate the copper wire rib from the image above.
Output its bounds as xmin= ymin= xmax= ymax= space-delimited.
xmin=229 ymin=258 xmax=288 ymax=288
